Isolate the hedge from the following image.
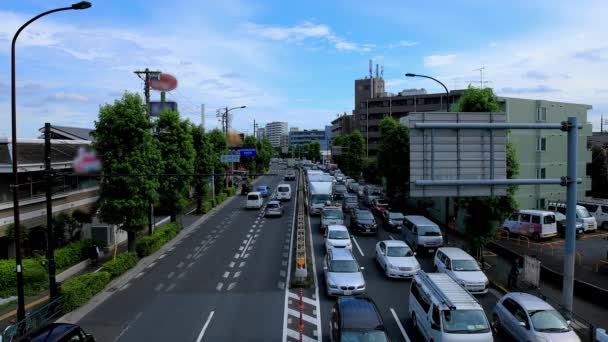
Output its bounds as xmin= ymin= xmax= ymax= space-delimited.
xmin=61 ymin=271 xmax=111 ymax=312
xmin=202 ymin=200 xmax=213 ymax=213
xmin=102 ymin=252 xmax=138 ymax=278
xmin=135 ymin=223 xmax=182 ymax=258
xmin=54 ymin=240 xmax=92 ymax=271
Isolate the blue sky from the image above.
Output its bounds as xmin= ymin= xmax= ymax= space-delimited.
xmin=1 ymin=0 xmax=607 ymax=138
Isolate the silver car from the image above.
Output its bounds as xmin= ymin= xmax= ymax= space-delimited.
xmin=323 ymin=248 xmax=366 ymax=296
xmin=492 ymin=292 xmax=581 ymax=342
xmin=264 ymin=201 xmax=284 ymax=217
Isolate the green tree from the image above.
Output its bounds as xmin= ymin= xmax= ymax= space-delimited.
xmin=305 ymin=142 xmax=321 ymax=162
xmin=344 ymin=131 xmax=365 ymax=178
xmin=362 ymin=158 xmax=380 ymax=184
xmin=591 ymin=146 xmax=608 ymax=198
xmin=255 ymin=138 xmax=274 ymax=174
xmin=241 ymin=135 xmax=258 ymax=172
xmin=93 ymin=92 xmax=161 ymax=251
xmin=377 ymin=117 xmax=410 ymax=205
xmin=452 ymin=87 xmax=519 ymax=256
xmin=207 ymin=129 xmax=228 ymax=195
xmin=155 ymin=110 xmax=195 ymax=222
xmin=191 ymin=124 xmax=214 ymax=214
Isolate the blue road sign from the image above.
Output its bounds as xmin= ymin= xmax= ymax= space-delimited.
xmin=240 ymin=148 xmax=257 ymax=157
xmin=220 ymin=154 xmax=240 ymax=163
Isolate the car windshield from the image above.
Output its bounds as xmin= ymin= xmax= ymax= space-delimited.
xmin=335 ymin=185 xmax=347 ymax=191
xmin=323 ymin=210 xmax=344 ymax=220
xmin=247 ymin=195 xmax=259 ymax=200
xmin=452 ymin=259 xmax=480 ymax=271
xmin=442 ymin=310 xmax=491 ymax=334
xmin=387 ymin=246 xmax=413 ymax=257
xmin=341 ymin=330 xmax=389 ymax=342
xmin=345 ymin=197 xmax=358 ymax=204
xmin=389 ymin=213 xmax=404 ymax=220
xmin=267 ymin=203 xmax=280 ymax=209
xmin=330 ymin=260 xmax=359 ymax=272
xmin=357 ymin=211 xmax=374 ymax=220
xmin=256 ymin=186 xmax=267 ymax=191
xmin=529 ymin=310 xmax=570 ymax=332
xmin=418 ymin=225 xmax=441 ymax=236
xmin=278 ymin=186 xmax=289 ymax=192
xmin=312 ymin=194 xmax=330 ymax=204
xmin=577 ymin=207 xmax=591 ymax=218
xmin=328 ymin=230 xmax=350 ymax=239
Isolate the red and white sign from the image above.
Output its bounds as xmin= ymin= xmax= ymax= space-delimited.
xmin=73 ymin=147 xmax=102 ymax=174
xmin=149 ymin=73 xmax=178 ymax=92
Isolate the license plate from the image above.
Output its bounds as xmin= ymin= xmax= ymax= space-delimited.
xmin=428 ymin=249 xmax=434 ymax=253
xmin=344 ymin=290 xmax=352 ymax=295
xmin=365 ymin=229 xmax=370 ymax=233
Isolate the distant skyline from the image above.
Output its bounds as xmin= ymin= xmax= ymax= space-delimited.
xmin=0 ymin=0 xmax=607 ymax=138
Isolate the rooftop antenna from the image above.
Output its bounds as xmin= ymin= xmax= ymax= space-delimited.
xmin=375 ymin=64 xmax=379 ymax=78
xmin=380 ymin=65 xmax=384 ymax=78
xmin=369 ymin=59 xmax=373 ymax=79
xmin=471 ymin=66 xmax=491 ymax=88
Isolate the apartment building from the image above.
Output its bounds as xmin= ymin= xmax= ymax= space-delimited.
xmin=265 ymin=122 xmax=288 ymax=148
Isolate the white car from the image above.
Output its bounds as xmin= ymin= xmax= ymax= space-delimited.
xmin=434 ymin=247 xmax=489 ymax=294
xmin=325 ymin=225 xmax=352 ymax=252
xmin=375 ymin=240 xmax=420 ymax=278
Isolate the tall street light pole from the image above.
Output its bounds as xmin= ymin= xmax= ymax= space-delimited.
xmin=405 ymin=73 xmax=450 ymax=111
xmin=11 ymin=1 xmax=92 ymax=323
xmin=224 ymin=106 xmax=247 ymax=136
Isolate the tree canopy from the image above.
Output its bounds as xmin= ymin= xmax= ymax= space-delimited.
xmin=377 ymin=117 xmax=410 ymax=205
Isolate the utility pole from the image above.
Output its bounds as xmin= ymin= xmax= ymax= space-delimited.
xmin=134 ymin=68 xmax=161 ymax=235
xmin=44 ymin=123 xmax=58 ymax=299
xmin=366 ymin=99 xmax=369 ymax=158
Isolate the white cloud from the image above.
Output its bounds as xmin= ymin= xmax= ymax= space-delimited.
xmin=424 ymin=54 xmax=457 ymax=67
xmin=46 ymin=92 xmax=89 ymax=102
xmin=388 ymin=40 xmax=419 ymax=48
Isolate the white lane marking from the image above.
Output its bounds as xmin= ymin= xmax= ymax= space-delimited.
xmin=216 ymin=282 xmax=224 ymax=291
xmin=195 ymin=311 xmax=215 ymax=342
xmin=177 ymin=261 xmax=184 ymax=268
xmin=167 ymin=272 xmax=175 ymax=279
xmin=243 ymin=253 xmax=250 ymax=258
xmin=147 ymin=262 xmax=157 ymax=268
xmin=223 ymin=271 xmax=230 ymax=278
xmin=389 ymin=235 xmax=395 ymax=240
xmin=287 ymin=308 xmax=317 ymax=325
xmin=135 ymin=272 xmax=144 ymax=279
xmin=113 ymin=311 xmax=143 ymax=342
xmin=186 ymin=253 xmax=193 ymax=259
xmin=287 ymin=292 xmax=317 ymax=306
xmin=280 ymin=270 xmax=286 ymax=277
xmin=285 ymin=328 xmax=317 ymax=342
xmin=240 ymin=236 xmax=254 ymax=258
xmin=187 ymin=262 xmax=195 ymax=268
xmin=227 ymin=282 xmax=237 ymax=291
xmin=229 ymin=261 xmax=236 ymax=268
xmin=177 ymin=271 xmax=187 ymax=279
xmin=93 ymin=266 xmax=103 ymax=273
xmin=351 ymin=236 xmax=365 ymax=256
xmin=154 ymin=283 xmax=164 ymax=292
xmin=238 ymin=246 xmax=244 ymax=251
xmin=166 ymin=283 xmax=176 ymax=292
xmin=233 ymin=271 xmax=241 ymax=278
xmin=239 ymin=262 xmax=246 ymax=268
xmin=119 ymin=283 xmax=131 ymax=291
xmin=390 ymin=308 xmax=411 ymax=342
xmin=242 ymin=239 xmax=248 ymax=244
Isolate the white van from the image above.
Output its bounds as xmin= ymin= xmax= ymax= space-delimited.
xmin=246 ymin=192 xmax=263 ymax=209
xmin=409 ymin=271 xmax=493 ymax=342
xmin=434 ymin=247 xmax=489 ymax=294
xmin=276 ymin=184 xmax=292 ymax=201
xmin=403 ymin=215 xmax=444 ymax=254
xmin=502 ymin=210 xmax=557 ymax=240
xmin=547 ymin=202 xmax=597 ymax=232
xmin=577 ymin=199 xmax=608 ymax=230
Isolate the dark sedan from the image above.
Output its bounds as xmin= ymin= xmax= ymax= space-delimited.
xmin=351 ymin=209 xmax=378 ymax=234
xmin=382 ymin=211 xmax=405 ymax=232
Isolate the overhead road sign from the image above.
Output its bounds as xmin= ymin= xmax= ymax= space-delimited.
xmin=220 ymin=154 xmax=240 ymax=163
xmin=240 ymin=148 xmax=256 ymax=157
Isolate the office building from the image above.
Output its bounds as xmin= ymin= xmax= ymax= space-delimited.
xmin=289 ymin=127 xmax=331 ymax=150
xmin=265 ymin=122 xmax=288 ymax=148
xmin=290 ymin=127 xmax=299 ymax=132
xmin=331 ymin=113 xmax=355 ymax=137
xmin=280 ymin=135 xmax=289 ymax=150
xmin=256 ymin=127 xmax=266 ymax=141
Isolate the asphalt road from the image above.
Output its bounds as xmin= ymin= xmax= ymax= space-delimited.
xmin=78 ymin=164 xmax=295 ymax=342
xmin=310 ymin=199 xmax=506 ymax=342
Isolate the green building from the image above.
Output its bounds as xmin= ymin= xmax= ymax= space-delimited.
xmin=400 ymin=96 xmax=593 ymax=226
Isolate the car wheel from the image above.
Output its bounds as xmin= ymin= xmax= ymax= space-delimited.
xmin=492 ymin=314 xmax=501 ymax=335
xmin=433 ymin=265 xmax=438 ymax=272
xmin=412 ymin=313 xmax=418 ymax=330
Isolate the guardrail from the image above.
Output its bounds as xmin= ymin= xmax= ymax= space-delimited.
xmin=294 ymin=169 xmax=308 ymax=281
xmin=2 ymin=295 xmax=64 ymax=341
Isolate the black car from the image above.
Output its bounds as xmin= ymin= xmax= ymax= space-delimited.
xmin=19 ymin=323 xmax=95 ymax=342
xmin=382 ymin=211 xmax=405 ymax=232
xmin=351 ymin=209 xmax=377 ymax=234
xmin=329 ymin=296 xmax=390 ymax=342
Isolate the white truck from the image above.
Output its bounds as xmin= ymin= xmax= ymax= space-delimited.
xmin=308 ymin=181 xmax=333 ymax=215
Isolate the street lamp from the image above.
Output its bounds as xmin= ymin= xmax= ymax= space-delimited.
xmin=405 ymin=73 xmax=450 ymax=111
xmin=11 ymin=1 xmax=92 ymax=323
xmin=224 ymin=106 xmax=247 ymax=135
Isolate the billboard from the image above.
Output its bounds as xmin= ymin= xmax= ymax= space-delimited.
xmin=150 ymin=101 xmax=178 ymax=116
xmin=406 ymin=112 xmax=508 ymax=197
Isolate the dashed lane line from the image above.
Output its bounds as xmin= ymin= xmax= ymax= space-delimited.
xmin=227 ymin=282 xmax=237 ymax=291
xmin=351 ymin=236 xmax=365 ymax=256
xmin=216 ymin=282 xmax=224 ymax=291
xmin=390 ymin=308 xmax=411 ymax=342
xmin=167 ymin=272 xmax=175 ymax=279
xmin=195 ymin=311 xmax=215 ymax=342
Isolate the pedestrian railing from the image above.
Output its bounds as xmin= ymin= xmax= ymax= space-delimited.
xmin=516 ymin=235 xmax=530 ymax=248
xmin=1 ymin=295 xmax=64 ymax=342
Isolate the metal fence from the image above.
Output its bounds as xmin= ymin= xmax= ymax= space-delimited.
xmin=1 ymin=296 xmax=64 ymax=342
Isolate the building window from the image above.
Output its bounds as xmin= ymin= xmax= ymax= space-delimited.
xmin=360 ymin=114 xmax=366 ymax=120
xmin=537 ymin=107 xmax=547 ymax=121
xmin=359 ymin=102 xmax=366 ymax=109
xmin=536 ymin=168 xmax=546 ymax=179
xmin=536 ymin=137 xmax=546 ymax=151
xmin=417 ymin=98 xmax=425 ymax=105
xmin=536 ymin=198 xmax=546 ymax=209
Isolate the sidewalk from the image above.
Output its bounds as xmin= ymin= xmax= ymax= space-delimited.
xmin=444 ymin=230 xmax=608 ymax=330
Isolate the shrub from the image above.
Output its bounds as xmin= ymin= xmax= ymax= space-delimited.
xmin=54 ymin=240 xmax=92 ymax=271
xmin=0 ymin=257 xmax=52 ymax=297
xmin=102 ymin=252 xmax=138 ymax=278
xmin=61 ymin=271 xmax=111 ymax=312
xmin=202 ymin=200 xmax=213 ymax=213
xmin=135 ymin=223 xmax=182 ymax=258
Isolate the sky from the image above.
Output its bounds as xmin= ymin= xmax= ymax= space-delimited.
xmin=0 ymin=0 xmax=607 ymax=138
